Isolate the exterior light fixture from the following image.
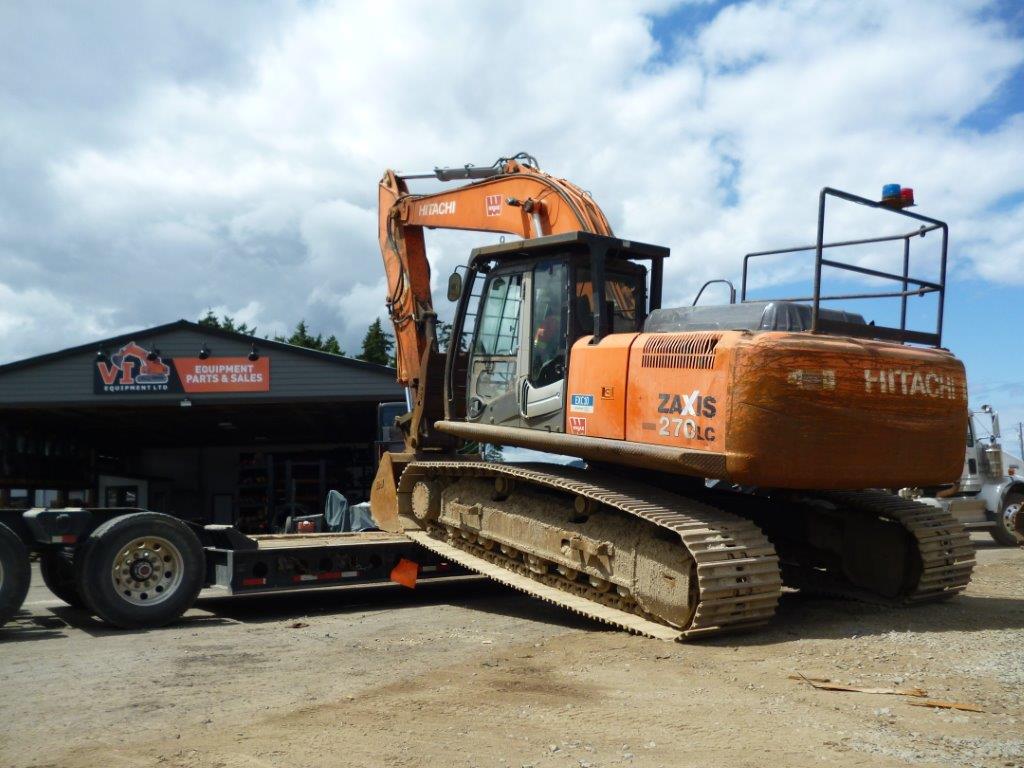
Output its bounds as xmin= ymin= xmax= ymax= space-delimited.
xmin=147 ymin=347 xmax=160 ymax=361
xmin=95 ymin=349 xmax=108 ymax=362
xmin=881 ymin=183 xmax=915 ymax=209
xmin=248 ymin=344 xmax=260 ymax=362
xmin=198 ymin=344 xmax=210 ymax=360
xmin=180 ymin=398 xmax=192 ymax=408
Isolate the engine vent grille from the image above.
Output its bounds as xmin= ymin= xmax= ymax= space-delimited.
xmin=641 ymin=333 xmax=721 ymax=370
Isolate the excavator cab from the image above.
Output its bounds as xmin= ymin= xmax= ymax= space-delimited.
xmin=444 ymin=232 xmax=666 ymax=432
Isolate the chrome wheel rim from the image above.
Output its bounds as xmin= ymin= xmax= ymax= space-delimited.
xmin=1002 ymin=503 xmax=1021 ymax=537
xmin=111 ymin=536 xmax=184 ymax=606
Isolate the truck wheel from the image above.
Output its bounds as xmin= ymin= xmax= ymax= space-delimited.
xmin=39 ymin=551 xmax=86 ymax=608
xmin=990 ymin=492 xmax=1024 ymax=546
xmin=75 ymin=513 xmax=204 ymax=629
xmin=0 ymin=522 xmax=31 ymax=628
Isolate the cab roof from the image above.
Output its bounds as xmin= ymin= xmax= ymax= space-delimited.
xmin=468 ymin=231 xmax=669 ymax=263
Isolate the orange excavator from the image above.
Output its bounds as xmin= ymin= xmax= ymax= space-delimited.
xmin=371 ymin=153 xmax=974 ymax=639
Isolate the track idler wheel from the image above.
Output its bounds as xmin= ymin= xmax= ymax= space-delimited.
xmin=631 ymin=535 xmax=698 ymax=629
xmin=411 ymin=479 xmax=443 ymax=524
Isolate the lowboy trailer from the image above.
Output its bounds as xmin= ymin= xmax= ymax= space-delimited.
xmin=0 ymin=506 xmax=467 ymax=629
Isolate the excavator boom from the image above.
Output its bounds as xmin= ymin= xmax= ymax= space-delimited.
xmin=378 ymin=153 xmax=611 ymax=386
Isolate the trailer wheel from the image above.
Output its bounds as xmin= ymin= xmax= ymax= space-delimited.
xmin=39 ymin=551 xmax=86 ymax=608
xmin=75 ymin=513 xmax=204 ymax=629
xmin=991 ymin=492 xmax=1024 ymax=546
xmin=0 ymin=522 xmax=31 ymax=628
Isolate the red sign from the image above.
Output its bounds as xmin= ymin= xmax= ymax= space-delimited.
xmin=569 ymin=416 xmax=587 ymax=435
xmin=174 ymin=357 xmax=270 ymax=393
xmin=485 ymin=193 xmax=502 ymax=217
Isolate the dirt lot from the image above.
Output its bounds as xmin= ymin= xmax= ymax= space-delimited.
xmin=1 ymin=538 xmax=1022 ymax=768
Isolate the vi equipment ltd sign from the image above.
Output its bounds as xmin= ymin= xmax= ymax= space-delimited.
xmin=94 ymin=341 xmax=271 ymax=394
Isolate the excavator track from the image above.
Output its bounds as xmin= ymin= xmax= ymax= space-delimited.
xmin=743 ymin=490 xmax=975 ymax=606
xmin=398 ymin=461 xmax=782 ymax=641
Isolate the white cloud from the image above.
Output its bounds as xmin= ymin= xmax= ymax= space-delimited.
xmin=0 ymin=282 xmax=122 ymax=359
xmin=1 ymin=0 xmax=1022 ymax=362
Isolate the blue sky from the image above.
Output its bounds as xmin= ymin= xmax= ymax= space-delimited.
xmin=1 ymin=0 xmax=1023 ymax=427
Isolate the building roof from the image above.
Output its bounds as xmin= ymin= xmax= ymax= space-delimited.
xmin=0 ymin=319 xmax=395 ymax=377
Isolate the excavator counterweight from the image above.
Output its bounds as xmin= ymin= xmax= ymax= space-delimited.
xmin=370 ymin=156 xmax=974 ymax=640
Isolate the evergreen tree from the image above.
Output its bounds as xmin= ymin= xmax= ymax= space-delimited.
xmin=274 ymin=319 xmax=346 ymax=356
xmin=197 ymin=310 xmax=256 ymax=336
xmin=435 ymin=320 xmax=466 ymax=353
xmin=357 ymin=318 xmax=395 ymax=366
xmin=198 ymin=309 xmax=220 ymax=328
xmin=200 ymin=311 xmax=346 ymax=356
xmin=436 ymin=321 xmax=452 ymax=352
xmin=321 ymin=335 xmax=343 ymax=355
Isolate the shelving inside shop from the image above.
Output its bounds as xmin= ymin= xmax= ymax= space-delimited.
xmin=234 ymin=445 xmax=376 ymax=532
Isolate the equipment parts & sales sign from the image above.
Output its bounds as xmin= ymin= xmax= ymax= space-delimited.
xmin=94 ymin=341 xmax=271 ymax=394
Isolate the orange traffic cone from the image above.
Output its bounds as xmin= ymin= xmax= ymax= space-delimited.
xmin=390 ymin=558 xmax=419 ymax=589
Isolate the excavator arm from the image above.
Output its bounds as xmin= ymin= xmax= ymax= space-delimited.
xmin=378 ymin=153 xmax=613 ymax=387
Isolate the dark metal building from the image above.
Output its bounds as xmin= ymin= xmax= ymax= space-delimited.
xmin=0 ymin=320 xmax=402 ymax=532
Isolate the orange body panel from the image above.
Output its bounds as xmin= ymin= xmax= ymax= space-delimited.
xmin=625 ymin=332 xmax=730 ymax=453
xmin=567 ymin=330 xmax=968 ymax=490
xmin=565 ymin=333 xmax=637 ymax=438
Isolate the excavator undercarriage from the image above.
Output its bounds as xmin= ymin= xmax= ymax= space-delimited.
xmin=399 ymin=461 xmax=781 ymax=639
xmin=390 ymin=461 xmax=974 ymax=640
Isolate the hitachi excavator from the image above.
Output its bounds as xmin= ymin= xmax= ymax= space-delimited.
xmin=370 ymin=153 xmax=974 ymax=640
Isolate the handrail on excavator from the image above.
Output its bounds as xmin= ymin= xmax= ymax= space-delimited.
xmin=740 ymin=187 xmax=949 ymax=347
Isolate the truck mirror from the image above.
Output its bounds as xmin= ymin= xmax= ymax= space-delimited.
xmin=447 ymin=272 xmax=463 ymax=302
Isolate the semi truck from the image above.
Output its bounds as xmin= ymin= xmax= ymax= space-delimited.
xmin=900 ymin=405 xmax=1024 ymax=546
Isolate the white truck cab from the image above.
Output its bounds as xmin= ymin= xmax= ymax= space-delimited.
xmin=904 ymin=406 xmax=1024 ymax=546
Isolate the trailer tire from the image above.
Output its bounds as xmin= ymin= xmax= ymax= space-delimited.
xmin=0 ymin=522 xmax=31 ymax=628
xmin=39 ymin=551 xmax=86 ymax=608
xmin=75 ymin=513 xmax=204 ymax=629
xmin=991 ymin=492 xmax=1024 ymax=546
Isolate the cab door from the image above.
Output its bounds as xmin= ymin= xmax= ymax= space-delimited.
xmin=466 ymin=268 xmax=528 ymax=428
xmin=519 ymin=260 xmax=569 ymax=430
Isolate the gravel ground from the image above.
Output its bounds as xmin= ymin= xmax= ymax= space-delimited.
xmin=1 ymin=537 xmax=1022 ymax=768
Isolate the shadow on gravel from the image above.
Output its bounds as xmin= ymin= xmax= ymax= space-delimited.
xmin=2 ymin=578 xmax=598 ymax=643
xmin=195 ymin=577 xmax=599 ymax=633
xmin=0 ymin=605 xmax=238 ymax=642
xmin=9 ymin=567 xmax=1018 ymax=645
xmin=0 ymin=611 xmax=68 ymax=643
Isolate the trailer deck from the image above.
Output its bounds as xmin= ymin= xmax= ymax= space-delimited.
xmin=0 ymin=507 xmax=466 ymax=629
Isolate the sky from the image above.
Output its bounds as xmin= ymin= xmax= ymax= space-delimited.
xmin=1 ymin=0 xmax=1023 ymax=430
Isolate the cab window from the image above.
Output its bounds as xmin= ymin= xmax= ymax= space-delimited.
xmin=573 ymin=268 xmax=640 ymax=338
xmin=531 ymin=261 xmax=567 ymax=386
xmin=475 ymin=273 xmax=524 ymax=356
